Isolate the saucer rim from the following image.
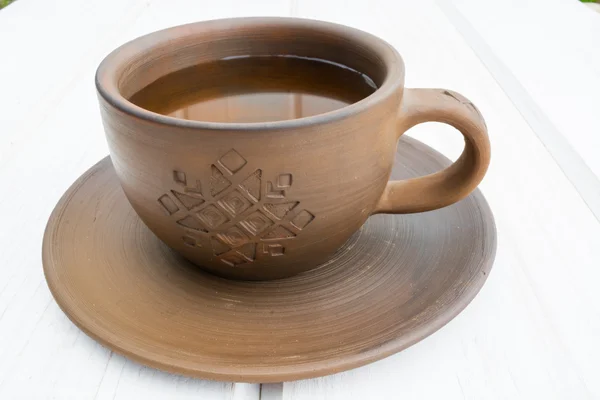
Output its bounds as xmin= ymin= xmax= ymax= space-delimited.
xmin=42 ymin=140 xmax=496 ymax=383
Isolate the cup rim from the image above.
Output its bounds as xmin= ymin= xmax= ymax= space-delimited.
xmin=95 ymin=17 xmax=405 ymax=131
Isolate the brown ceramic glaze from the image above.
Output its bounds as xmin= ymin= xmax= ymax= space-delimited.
xmin=96 ymin=17 xmax=491 ymax=280
xmin=42 ymin=136 xmax=497 ymax=382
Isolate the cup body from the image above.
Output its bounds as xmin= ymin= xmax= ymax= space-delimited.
xmin=96 ymin=17 xmax=405 ymax=280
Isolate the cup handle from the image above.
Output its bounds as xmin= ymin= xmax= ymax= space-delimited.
xmin=373 ymin=88 xmax=491 ymax=214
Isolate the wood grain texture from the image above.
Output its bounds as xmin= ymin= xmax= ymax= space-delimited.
xmin=0 ymin=0 xmax=290 ymax=397
xmin=1 ymin=0 xmax=600 ymax=398
xmin=438 ymin=0 xmax=600 ymax=222
xmin=42 ymin=136 xmax=495 ymax=382
xmin=450 ymin=0 xmax=600 ymax=182
xmin=280 ymin=0 xmax=600 ymax=398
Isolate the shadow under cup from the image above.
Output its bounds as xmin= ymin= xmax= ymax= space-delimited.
xmin=96 ymin=18 xmax=405 ymax=280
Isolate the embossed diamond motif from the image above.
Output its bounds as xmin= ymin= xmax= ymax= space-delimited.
xmin=240 ymin=210 xmax=273 ymax=236
xmin=173 ymin=170 xmax=187 ymax=185
xmin=158 ymin=194 xmax=179 ymax=215
xmin=211 ymin=237 xmax=231 ymax=256
xmin=220 ymin=251 xmax=251 ymax=267
xmin=182 ymin=235 xmax=203 ymax=248
xmin=184 ymin=180 xmax=202 ymax=195
xmin=239 ymin=169 xmax=262 ymax=201
xmin=263 ymin=202 xmax=298 ymax=220
xmin=218 ymin=189 xmax=252 ymax=216
xmin=197 ymin=205 xmax=228 ymax=229
xmin=210 ymin=165 xmax=232 ymax=196
xmin=219 ymin=149 xmax=247 ymax=174
xmin=262 ymin=225 xmax=296 ymax=241
xmin=217 ymin=226 xmax=250 ymax=248
xmin=291 ymin=210 xmax=315 ymax=229
xmin=262 ymin=243 xmax=285 ymax=256
xmin=278 ymin=173 xmax=292 ymax=187
xmin=171 ymin=190 xmax=204 ymax=210
xmin=237 ymin=243 xmax=256 ymax=261
xmin=176 ymin=215 xmax=207 ymax=232
xmin=266 ymin=181 xmax=285 ymax=198
xmin=159 ymin=150 xmax=316 ymax=265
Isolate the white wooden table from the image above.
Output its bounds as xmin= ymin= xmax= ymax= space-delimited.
xmin=1 ymin=0 xmax=599 ymax=398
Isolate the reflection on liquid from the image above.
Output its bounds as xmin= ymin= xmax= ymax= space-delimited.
xmin=168 ymin=92 xmax=351 ymax=123
xmin=129 ymin=55 xmax=378 ymax=123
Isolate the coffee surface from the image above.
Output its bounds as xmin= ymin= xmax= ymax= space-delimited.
xmin=129 ymin=56 xmax=377 ymax=123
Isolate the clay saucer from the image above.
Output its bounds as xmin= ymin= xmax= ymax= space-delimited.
xmin=42 ymin=136 xmax=496 ymax=383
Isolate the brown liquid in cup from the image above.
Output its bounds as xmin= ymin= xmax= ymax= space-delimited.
xmin=97 ymin=17 xmax=491 ymax=281
xmin=129 ymin=56 xmax=377 ymax=123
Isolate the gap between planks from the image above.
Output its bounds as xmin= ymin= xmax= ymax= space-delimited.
xmin=259 ymin=383 xmax=284 ymax=400
xmin=436 ymin=0 xmax=600 ymax=223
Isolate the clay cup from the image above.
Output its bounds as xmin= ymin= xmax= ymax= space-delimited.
xmin=95 ymin=17 xmax=490 ymax=280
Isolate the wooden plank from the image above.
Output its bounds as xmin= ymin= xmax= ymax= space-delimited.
xmin=276 ymin=0 xmax=600 ymax=398
xmin=0 ymin=0 xmax=151 ymax=164
xmin=449 ymin=0 xmax=600 ymax=177
xmin=0 ymin=0 xmax=291 ymax=398
xmin=1 ymin=0 xmax=599 ymax=398
xmin=261 ymin=383 xmax=284 ymax=400
xmin=444 ymin=0 xmax=600 ymax=220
